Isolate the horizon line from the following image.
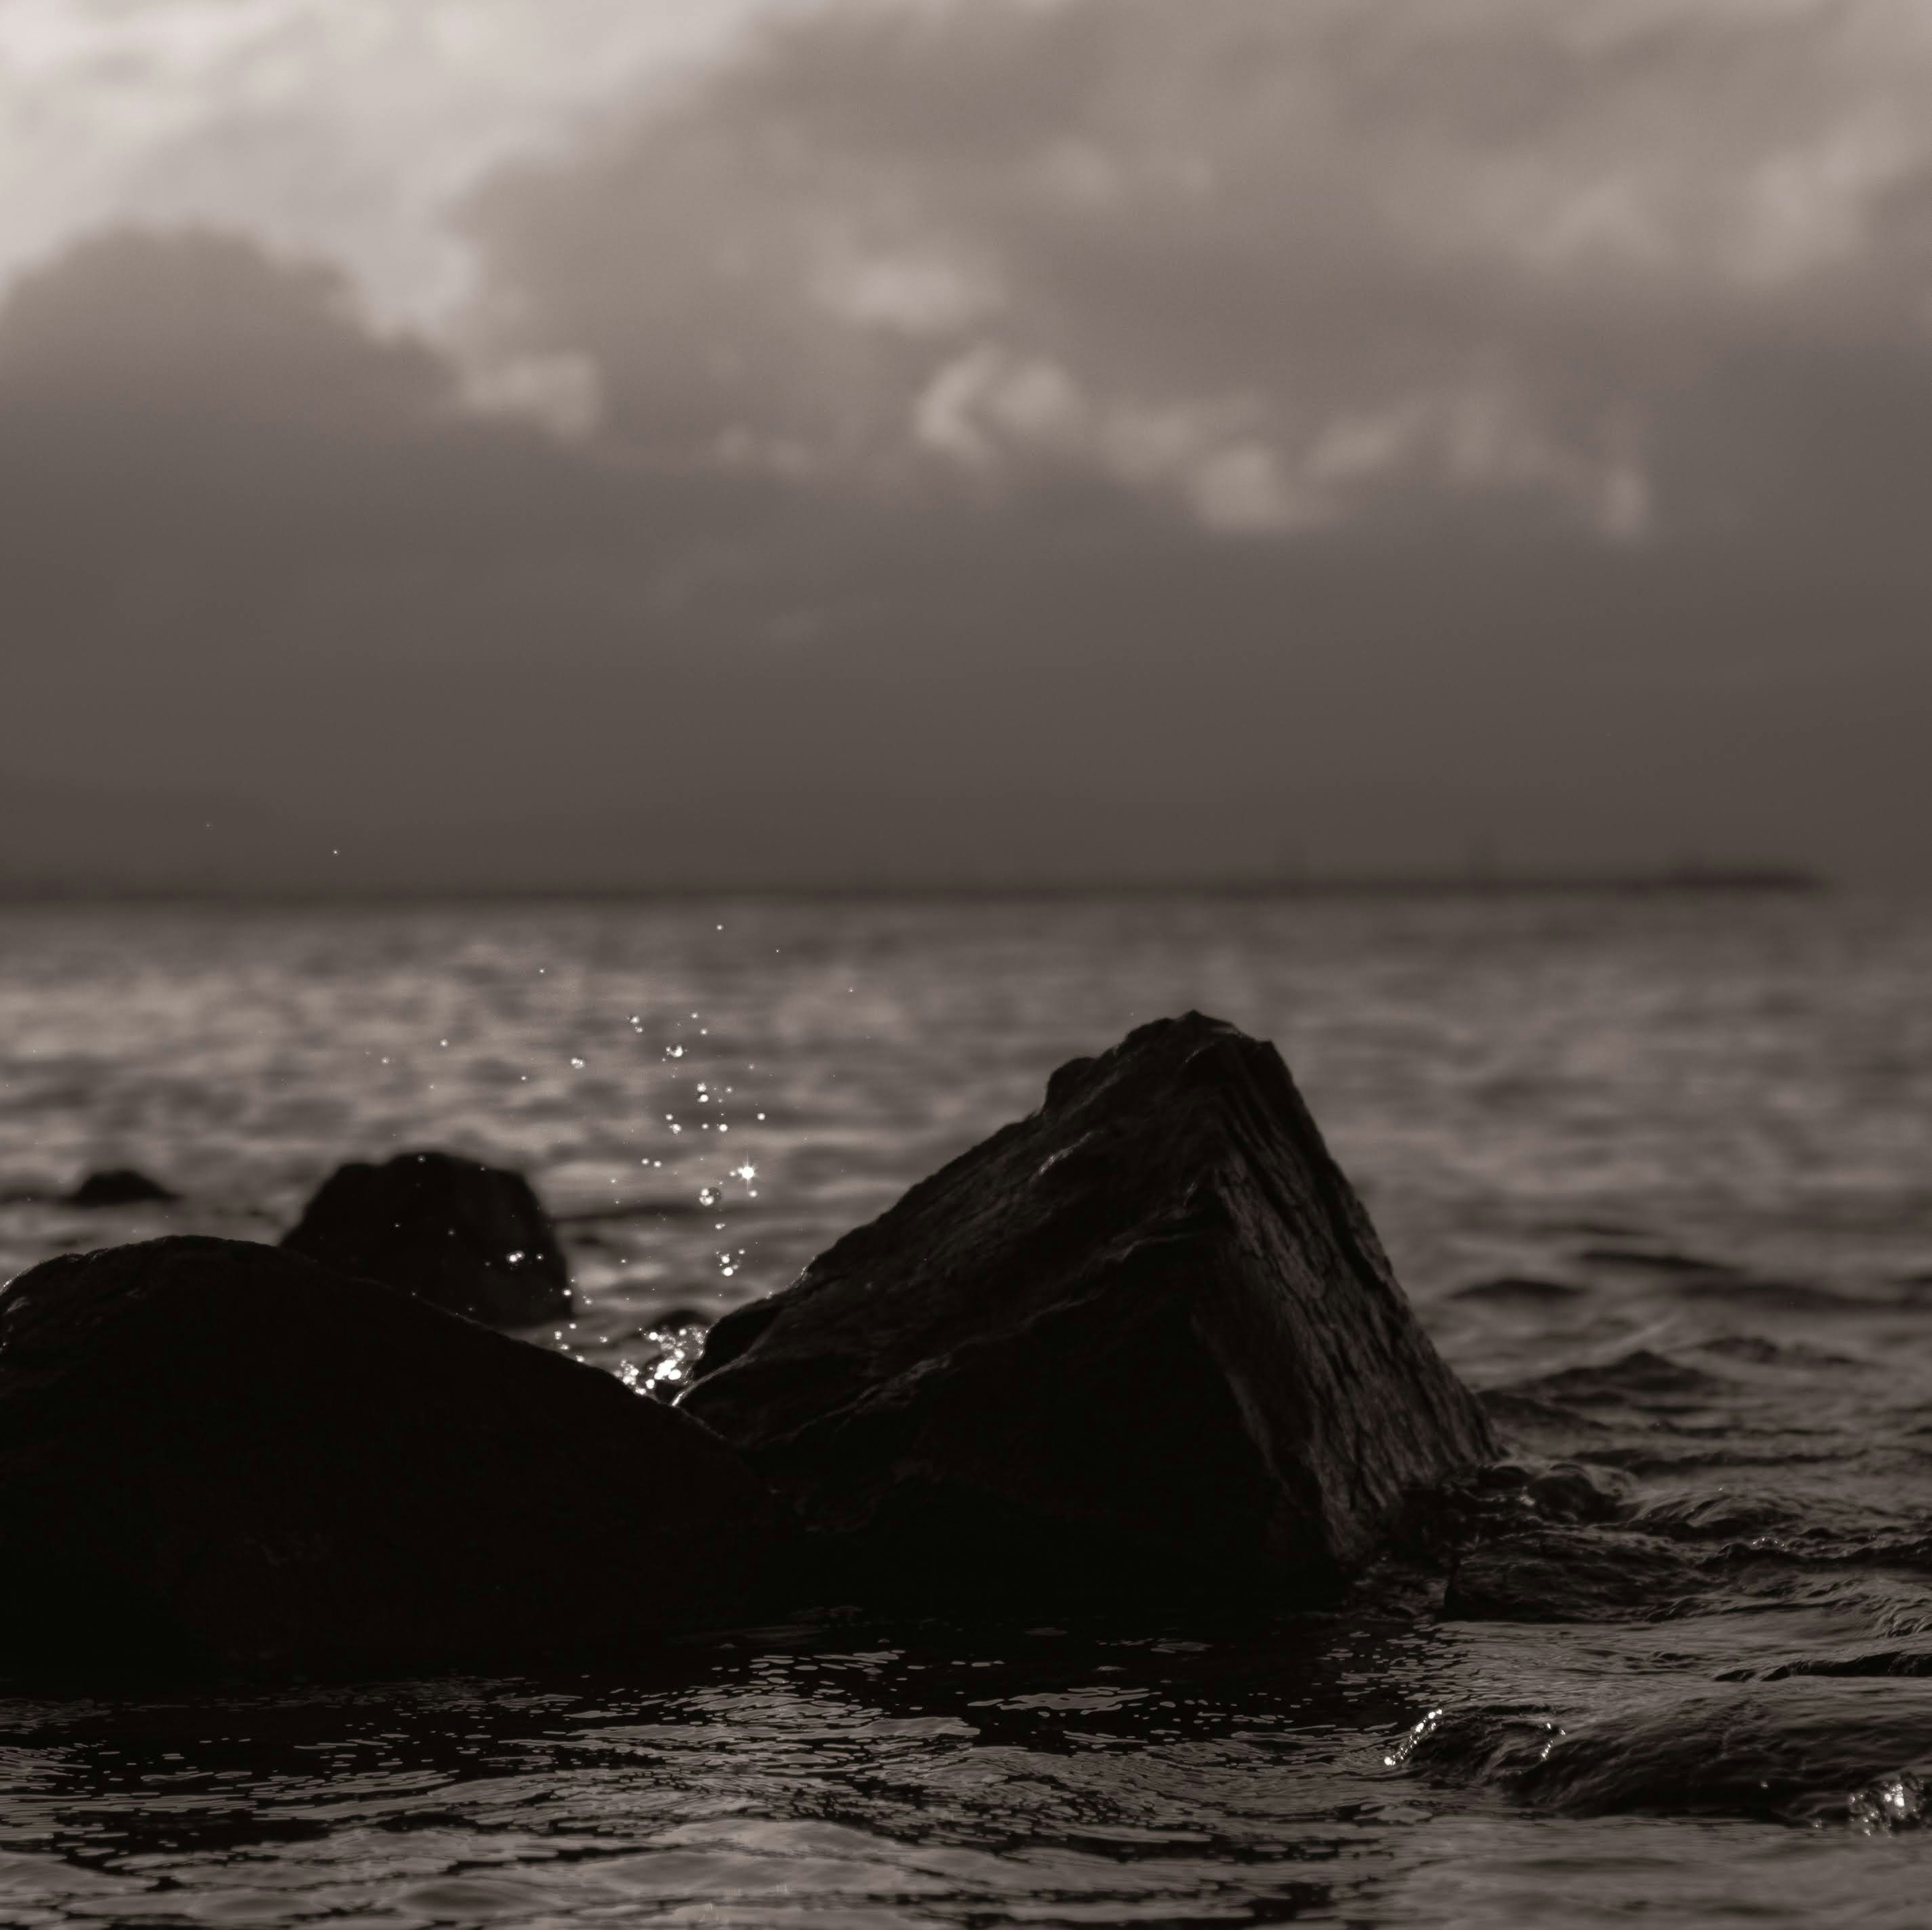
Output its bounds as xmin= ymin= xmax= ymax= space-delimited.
xmin=0 ymin=865 xmax=1834 ymax=907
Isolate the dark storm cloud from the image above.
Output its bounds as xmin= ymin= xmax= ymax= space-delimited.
xmin=0 ymin=226 xmax=450 ymax=430
xmin=0 ymin=226 xmax=792 ymax=853
xmin=7 ymin=2 xmax=1932 ymax=888
xmin=0 ymin=226 xmax=785 ymax=681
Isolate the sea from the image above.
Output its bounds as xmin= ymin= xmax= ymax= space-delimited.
xmin=3 ymin=889 xmax=1931 ymax=1927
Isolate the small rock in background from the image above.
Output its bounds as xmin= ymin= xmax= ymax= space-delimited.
xmin=68 ymin=1168 xmax=179 ymax=1208
xmin=282 ymin=1150 xmax=572 ymax=1326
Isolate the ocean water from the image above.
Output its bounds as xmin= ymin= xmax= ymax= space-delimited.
xmin=3 ymin=891 xmax=1932 ymax=1925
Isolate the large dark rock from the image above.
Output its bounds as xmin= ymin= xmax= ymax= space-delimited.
xmin=680 ymin=1012 xmax=1496 ymax=1605
xmin=282 ymin=1149 xmax=572 ymax=1326
xmin=0 ymin=1237 xmax=788 ymax=1677
xmin=68 ymin=1167 xmax=178 ymax=1207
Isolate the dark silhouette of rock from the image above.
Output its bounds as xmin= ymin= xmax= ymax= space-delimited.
xmin=1449 ymin=1274 xmax=1587 ymax=1305
xmin=0 ymin=1237 xmax=789 ymax=1677
xmin=282 ymin=1150 xmax=572 ymax=1325
xmin=680 ymin=1011 xmax=1496 ymax=1605
xmin=68 ymin=1167 xmax=178 ymax=1207
xmin=1576 ymin=1246 xmax=1740 ymax=1275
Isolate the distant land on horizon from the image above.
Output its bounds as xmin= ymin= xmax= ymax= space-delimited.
xmin=0 ymin=865 xmax=1835 ymax=905
xmin=0 ymin=770 xmax=1843 ymax=903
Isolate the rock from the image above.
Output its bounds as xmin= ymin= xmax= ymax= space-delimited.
xmin=1575 ymin=1246 xmax=1739 ymax=1275
xmin=68 ymin=1167 xmax=178 ymax=1207
xmin=1411 ymin=1682 xmax=1932 ymax=1822
xmin=1448 ymin=1275 xmax=1587 ymax=1305
xmin=0 ymin=1236 xmax=789 ymax=1677
xmin=679 ymin=1011 xmax=1496 ymax=1605
xmin=1448 ymin=1456 xmax=1631 ymax=1526
xmin=281 ymin=1150 xmax=572 ymax=1326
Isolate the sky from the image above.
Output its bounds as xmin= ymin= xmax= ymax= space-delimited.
xmin=5 ymin=0 xmax=1932 ymax=889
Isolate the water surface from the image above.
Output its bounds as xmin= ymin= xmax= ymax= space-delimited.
xmin=4 ymin=892 xmax=1931 ymax=1925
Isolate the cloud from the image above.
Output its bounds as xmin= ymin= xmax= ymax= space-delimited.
xmin=0 ymin=224 xmax=783 ymax=714
xmin=5 ymin=7 xmax=1932 ymax=884
xmin=465 ymin=0 xmax=1932 ymax=541
xmin=0 ymin=224 xmax=451 ymax=429
xmin=912 ymin=344 xmax=1316 ymax=532
xmin=18 ymin=0 xmax=1932 ymax=545
xmin=0 ymin=0 xmax=810 ymax=322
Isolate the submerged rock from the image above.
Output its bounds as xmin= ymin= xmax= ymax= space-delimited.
xmin=0 ymin=1236 xmax=787 ymax=1676
xmin=68 ymin=1167 xmax=178 ymax=1207
xmin=1403 ymin=1682 xmax=1932 ymax=1823
xmin=1442 ymin=1526 xmax=1699 ymax=1622
xmin=282 ymin=1149 xmax=572 ymax=1326
xmin=680 ymin=1011 xmax=1496 ymax=1605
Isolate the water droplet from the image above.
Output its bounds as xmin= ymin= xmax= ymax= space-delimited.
xmin=1385 ymin=1709 xmax=1444 ymax=1769
xmin=1851 ymin=1771 xmax=1929 ymax=1833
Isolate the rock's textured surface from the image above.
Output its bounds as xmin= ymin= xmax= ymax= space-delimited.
xmin=282 ymin=1150 xmax=571 ymax=1326
xmin=681 ymin=1012 xmax=1496 ymax=1603
xmin=0 ymin=1237 xmax=787 ymax=1675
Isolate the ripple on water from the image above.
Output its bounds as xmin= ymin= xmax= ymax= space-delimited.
xmin=8 ymin=895 xmax=1932 ymax=1923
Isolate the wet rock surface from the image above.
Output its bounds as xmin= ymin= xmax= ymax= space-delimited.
xmin=281 ymin=1148 xmax=572 ymax=1326
xmin=0 ymin=1236 xmax=788 ymax=1676
xmin=681 ymin=1012 xmax=1497 ymax=1604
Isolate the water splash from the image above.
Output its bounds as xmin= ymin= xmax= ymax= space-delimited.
xmin=619 ymin=1319 xmax=711 ymax=1399
xmin=1848 ymin=1770 xmax=1929 ymax=1834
